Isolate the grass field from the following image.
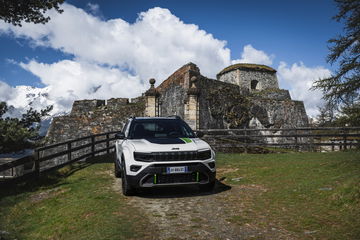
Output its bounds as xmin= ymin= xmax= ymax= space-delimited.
xmin=0 ymin=157 xmax=157 ymax=240
xmin=217 ymin=151 xmax=360 ymax=239
xmin=0 ymin=151 xmax=359 ymax=239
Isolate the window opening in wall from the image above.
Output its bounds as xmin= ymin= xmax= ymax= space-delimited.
xmin=251 ymin=80 xmax=259 ymax=90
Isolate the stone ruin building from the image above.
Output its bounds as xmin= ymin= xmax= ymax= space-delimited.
xmin=45 ymin=62 xmax=308 ymax=145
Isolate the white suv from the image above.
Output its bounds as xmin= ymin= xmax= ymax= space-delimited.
xmin=114 ymin=116 xmax=216 ymax=196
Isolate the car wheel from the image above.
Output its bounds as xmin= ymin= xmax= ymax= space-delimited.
xmin=199 ymin=180 xmax=215 ymax=192
xmin=121 ymin=161 xmax=135 ymax=196
xmin=114 ymin=160 xmax=121 ymax=178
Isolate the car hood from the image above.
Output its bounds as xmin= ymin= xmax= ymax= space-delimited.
xmin=128 ymin=138 xmax=211 ymax=152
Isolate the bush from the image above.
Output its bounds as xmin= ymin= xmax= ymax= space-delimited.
xmin=0 ymin=102 xmax=52 ymax=153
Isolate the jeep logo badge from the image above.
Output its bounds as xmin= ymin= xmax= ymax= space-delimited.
xmin=171 ymin=147 xmax=180 ymax=150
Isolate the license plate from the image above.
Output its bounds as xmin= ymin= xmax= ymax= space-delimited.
xmin=166 ymin=166 xmax=188 ymax=174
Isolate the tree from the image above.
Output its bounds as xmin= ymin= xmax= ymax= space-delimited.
xmin=312 ymin=0 xmax=360 ymax=125
xmin=334 ymin=102 xmax=360 ymax=126
xmin=316 ymin=101 xmax=337 ymax=127
xmin=0 ymin=0 xmax=64 ymax=26
xmin=0 ymin=102 xmax=53 ymax=153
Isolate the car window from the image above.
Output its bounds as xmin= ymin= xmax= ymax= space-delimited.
xmin=129 ymin=119 xmax=195 ymax=139
xmin=122 ymin=120 xmax=131 ymax=137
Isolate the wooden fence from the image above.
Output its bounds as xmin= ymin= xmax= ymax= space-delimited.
xmin=1 ymin=127 xmax=359 ymax=182
xmin=0 ymin=131 xmax=118 ymax=182
xmin=202 ymin=127 xmax=360 ymax=152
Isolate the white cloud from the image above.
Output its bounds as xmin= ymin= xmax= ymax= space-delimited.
xmin=0 ymin=81 xmax=14 ymax=102
xmin=0 ymin=3 xmax=331 ymax=121
xmin=0 ymin=4 xmax=235 ymax=115
xmin=232 ymin=44 xmax=274 ymax=65
xmin=19 ymin=60 xmax=147 ymax=113
xmin=86 ymin=3 xmax=100 ymax=15
xmin=0 ymin=4 xmax=230 ymax=80
xmin=277 ymin=62 xmax=332 ymax=117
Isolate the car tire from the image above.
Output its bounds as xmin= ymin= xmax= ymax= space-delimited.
xmin=114 ymin=161 xmax=121 ymax=178
xmin=121 ymin=161 xmax=135 ymax=196
xmin=199 ymin=180 xmax=215 ymax=192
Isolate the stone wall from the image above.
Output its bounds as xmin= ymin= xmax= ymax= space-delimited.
xmin=195 ymin=78 xmax=307 ymax=130
xmin=46 ymin=98 xmax=145 ymax=144
xmin=159 ymin=84 xmax=186 ymax=118
xmin=41 ymin=97 xmax=145 ymax=169
xmin=217 ymin=64 xmax=279 ymax=91
xmin=217 ymin=70 xmax=238 ymax=86
xmin=70 ymin=99 xmax=105 ymax=116
xmin=250 ymin=89 xmax=291 ymax=101
xmin=239 ymin=69 xmax=279 ymax=90
xmin=156 ymin=63 xmax=200 ymax=119
xmin=44 ymin=62 xmax=309 ymax=156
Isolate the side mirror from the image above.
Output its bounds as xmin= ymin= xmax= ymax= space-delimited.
xmin=115 ymin=132 xmax=126 ymax=140
xmin=196 ymin=131 xmax=204 ymax=138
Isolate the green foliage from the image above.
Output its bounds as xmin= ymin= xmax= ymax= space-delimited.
xmin=0 ymin=102 xmax=53 ymax=153
xmin=0 ymin=101 xmax=8 ymax=117
xmin=313 ymin=0 xmax=360 ymax=126
xmin=335 ymin=102 xmax=360 ymax=126
xmin=316 ymin=101 xmax=337 ymax=126
xmin=0 ymin=0 xmax=64 ymax=26
xmin=312 ymin=0 xmax=360 ymax=104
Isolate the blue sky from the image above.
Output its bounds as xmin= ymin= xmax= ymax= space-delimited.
xmin=0 ymin=0 xmax=341 ymax=116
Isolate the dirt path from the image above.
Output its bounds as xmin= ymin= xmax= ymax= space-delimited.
xmin=113 ymin=171 xmax=296 ymax=240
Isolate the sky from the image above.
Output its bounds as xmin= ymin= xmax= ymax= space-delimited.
xmin=0 ymin=0 xmax=342 ymax=117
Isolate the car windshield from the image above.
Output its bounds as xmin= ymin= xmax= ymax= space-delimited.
xmin=129 ymin=119 xmax=195 ymax=139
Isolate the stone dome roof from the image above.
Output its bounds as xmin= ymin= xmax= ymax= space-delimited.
xmin=217 ymin=63 xmax=276 ymax=76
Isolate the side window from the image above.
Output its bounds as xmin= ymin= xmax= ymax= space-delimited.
xmin=251 ymin=80 xmax=258 ymax=90
xmin=122 ymin=120 xmax=130 ymax=136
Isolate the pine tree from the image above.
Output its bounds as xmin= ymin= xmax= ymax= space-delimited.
xmin=312 ymin=0 xmax=360 ymax=126
xmin=0 ymin=0 xmax=64 ymax=26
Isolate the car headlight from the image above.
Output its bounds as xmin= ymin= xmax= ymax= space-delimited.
xmin=197 ymin=150 xmax=211 ymax=160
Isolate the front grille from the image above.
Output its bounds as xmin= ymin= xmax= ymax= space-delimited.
xmin=141 ymin=172 xmax=208 ymax=185
xmin=134 ymin=150 xmax=211 ymax=162
xmin=158 ymin=173 xmax=197 ymax=184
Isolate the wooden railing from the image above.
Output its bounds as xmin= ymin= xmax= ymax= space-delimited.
xmin=1 ymin=127 xmax=359 ymax=182
xmin=201 ymin=127 xmax=360 ymax=152
xmin=0 ymin=131 xmax=118 ymax=182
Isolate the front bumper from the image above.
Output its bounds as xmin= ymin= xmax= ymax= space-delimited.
xmin=126 ymin=162 xmax=216 ymax=188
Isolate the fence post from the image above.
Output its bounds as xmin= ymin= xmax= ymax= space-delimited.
xmin=106 ymin=133 xmax=110 ymax=154
xmin=67 ymin=142 xmax=72 ymax=161
xmin=91 ymin=136 xmax=95 ymax=157
xmin=294 ymin=129 xmax=299 ymax=152
xmin=244 ymin=129 xmax=248 ymax=153
xmin=34 ymin=149 xmax=40 ymax=178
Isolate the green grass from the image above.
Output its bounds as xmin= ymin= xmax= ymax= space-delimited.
xmin=1 ymin=151 xmax=359 ymax=239
xmin=216 ymin=151 xmax=360 ymax=239
xmin=0 ymin=155 xmax=157 ymax=240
